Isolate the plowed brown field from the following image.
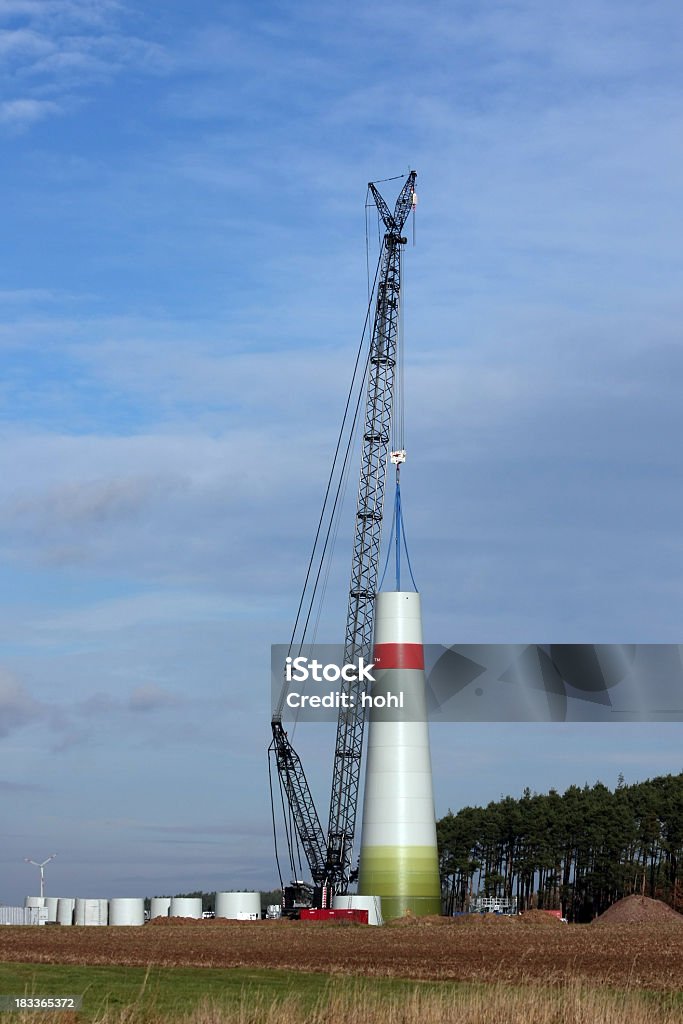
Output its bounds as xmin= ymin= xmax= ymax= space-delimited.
xmin=1 ymin=917 xmax=682 ymax=990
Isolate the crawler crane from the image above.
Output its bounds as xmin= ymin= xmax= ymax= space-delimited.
xmin=269 ymin=171 xmax=417 ymax=906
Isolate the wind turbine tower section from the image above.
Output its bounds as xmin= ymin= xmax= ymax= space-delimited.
xmin=357 ymin=591 xmax=441 ymax=918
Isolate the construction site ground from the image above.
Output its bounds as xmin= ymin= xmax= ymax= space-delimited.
xmin=1 ymin=907 xmax=682 ymax=991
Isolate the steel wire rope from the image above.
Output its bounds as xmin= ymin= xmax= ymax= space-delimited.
xmin=370 ymin=174 xmax=405 ymax=184
xmin=285 ymin=783 xmax=297 ymax=880
xmin=283 ymin=247 xmax=383 ymax=664
xmin=309 ymin=401 xmax=363 ymax=649
xmin=284 ymin=250 xmax=384 ymax=668
xmin=399 ymin=245 xmax=406 ymax=451
xmin=290 ymin=392 xmax=363 ymax=750
xmin=270 ymin=172 xmax=412 ymax=888
xmin=400 ymin=499 xmax=419 ymax=591
xmin=273 ymin=271 xmax=382 ymax=724
xmin=378 ymin=502 xmax=396 ymax=591
xmin=289 ymin=395 xmax=363 ymax=744
xmin=365 ymin=187 xmax=371 ymax=305
xmin=276 ymin=762 xmax=296 ymax=880
xmin=285 ymin=239 xmax=386 ymax=872
xmin=288 ymin=789 xmax=302 ymax=879
xmin=294 ymin=817 xmax=304 ymax=879
xmin=270 ymin=205 xmax=385 ymax=881
xmin=267 ymin=748 xmax=284 ymax=889
xmin=293 ymin=327 xmax=373 ymax=659
xmin=287 ymin=194 xmax=380 ymax=739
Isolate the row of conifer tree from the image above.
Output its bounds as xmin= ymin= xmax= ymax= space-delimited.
xmin=437 ymin=771 xmax=683 ymax=921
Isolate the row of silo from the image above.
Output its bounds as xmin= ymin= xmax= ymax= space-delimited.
xmin=23 ymin=891 xmax=263 ymax=925
xmin=149 ymin=892 xmax=261 ymax=920
xmin=26 ymin=895 xmax=143 ymax=926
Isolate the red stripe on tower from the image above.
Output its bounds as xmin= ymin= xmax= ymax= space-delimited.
xmin=373 ymin=643 xmax=424 ymax=670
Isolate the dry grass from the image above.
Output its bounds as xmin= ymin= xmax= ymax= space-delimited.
xmin=4 ymin=980 xmax=680 ymax=1024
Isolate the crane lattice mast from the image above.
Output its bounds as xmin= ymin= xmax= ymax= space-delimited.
xmin=324 ymin=171 xmax=416 ymax=891
xmin=270 ymin=171 xmax=417 ymax=896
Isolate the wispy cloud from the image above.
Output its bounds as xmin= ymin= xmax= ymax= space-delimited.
xmin=0 ymin=668 xmax=49 ymax=736
xmin=0 ymin=1 xmax=168 ymax=130
xmin=128 ymin=683 xmax=178 ymax=713
xmin=0 ymin=97 xmax=60 ymax=126
xmin=0 ymin=777 xmax=45 ymax=792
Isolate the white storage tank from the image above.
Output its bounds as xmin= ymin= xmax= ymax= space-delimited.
xmin=333 ymin=894 xmax=383 ymax=926
xmin=169 ymin=897 xmax=202 ymax=919
xmin=24 ymin=896 xmax=45 ymax=909
xmin=109 ymin=898 xmax=144 ymax=926
xmin=215 ymin=892 xmax=261 ymax=920
xmin=150 ymin=896 xmax=171 ymax=919
xmin=75 ymin=898 xmax=107 ymax=926
xmin=45 ymin=897 xmax=60 ymax=922
xmin=57 ymin=898 xmax=75 ymax=926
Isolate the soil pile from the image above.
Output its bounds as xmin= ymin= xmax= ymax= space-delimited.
xmin=452 ymin=913 xmax=517 ymax=927
xmin=388 ymin=914 xmax=455 ymax=927
xmin=148 ymin=916 xmax=237 ymax=926
xmin=593 ymin=895 xmax=683 ymax=926
xmin=520 ymin=910 xmax=565 ymax=926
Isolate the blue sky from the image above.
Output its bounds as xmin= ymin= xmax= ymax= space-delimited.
xmin=2 ymin=0 xmax=683 ymax=904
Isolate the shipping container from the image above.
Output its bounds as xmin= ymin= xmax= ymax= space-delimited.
xmin=0 ymin=906 xmax=47 ymax=925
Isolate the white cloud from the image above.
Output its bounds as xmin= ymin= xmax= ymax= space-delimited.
xmin=33 ymin=592 xmax=254 ymax=634
xmin=0 ymin=1 xmax=123 ymax=30
xmin=128 ymin=684 xmax=178 ymax=712
xmin=0 ymin=27 xmax=52 ymax=55
xmin=0 ymin=97 xmax=60 ymax=125
xmin=0 ymin=1 xmax=169 ymax=130
xmin=0 ymin=669 xmax=47 ymax=736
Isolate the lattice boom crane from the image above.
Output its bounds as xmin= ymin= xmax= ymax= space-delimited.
xmin=270 ymin=171 xmax=417 ymax=897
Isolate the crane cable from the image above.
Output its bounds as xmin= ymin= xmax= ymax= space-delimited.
xmin=267 ymin=748 xmax=284 ymax=889
xmin=270 ymin=173 xmax=414 ymax=884
xmin=284 ymin=247 xmax=384 ymax=663
xmin=269 ymin=201 xmax=388 ymax=880
xmin=379 ymin=236 xmax=418 ymax=592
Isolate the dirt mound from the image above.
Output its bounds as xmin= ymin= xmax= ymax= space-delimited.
xmin=389 ymin=913 xmax=527 ymax=928
xmin=148 ymin=916 xmax=240 ymax=926
xmin=148 ymin=915 xmax=267 ymax=926
xmin=593 ymin=895 xmax=683 ymax=926
xmin=387 ymin=914 xmax=454 ymax=927
xmin=520 ymin=910 xmax=565 ymax=926
xmin=453 ymin=913 xmax=517 ymax=926
xmin=148 ymin=916 xmax=201 ymax=925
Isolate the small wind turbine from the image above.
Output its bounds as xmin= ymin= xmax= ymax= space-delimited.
xmin=24 ymin=854 xmax=57 ymax=899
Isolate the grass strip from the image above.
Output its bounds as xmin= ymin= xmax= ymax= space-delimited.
xmin=0 ymin=962 xmax=680 ymax=1023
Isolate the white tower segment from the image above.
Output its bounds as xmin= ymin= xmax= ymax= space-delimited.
xmin=357 ymin=591 xmax=441 ymax=918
